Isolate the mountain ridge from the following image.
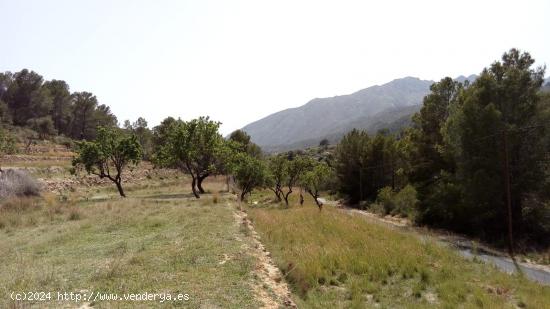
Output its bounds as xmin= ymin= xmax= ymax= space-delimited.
xmin=241 ymin=75 xmax=477 ymax=152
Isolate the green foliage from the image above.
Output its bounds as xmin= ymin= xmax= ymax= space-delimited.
xmin=442 ymin=49 xmax=547 ymax=240
xmin=152 ymin=117 xmax=178 ymax=149
xmin=393 ymin=49 xmax=550 ymax=244
xmin=265 ymin=155 xmax=288 ymax=201
xmin=124 ymin=117 xmax=153 ymax=159
xmin=229 ymin=152 xmax=268 ymax=201
xmin=228 ymin=129 xmax=262 ymax=158
xmin=335 ymin=129 xmax=405 ymax=204
xmin=72 ymin=127 xmax=141 ymax=197
xmin=0 ymin=69 xmax=117 ymax=141
xmin=301 ymin=160 xmax=333 ymax=209
xmin=282 ymin=155 xmax=312 ymax=206
xmin=375 ymin=187 xmax=395 ymax=214
xmin=27 ymin=116 xmax=56 ymax=139
xmin=156 ymin=116 xmax=223 ymax=198
xmin=0 ymin=127 xmax=17 ymax=170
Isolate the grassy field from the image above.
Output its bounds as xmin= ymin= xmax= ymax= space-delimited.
xmin=2 ymin=156 xmax=550 ymax=308
xmin=246 ymin=192 xmax=550 ymax=308
xmin=0 ymin=178 xmax=262 ymax=308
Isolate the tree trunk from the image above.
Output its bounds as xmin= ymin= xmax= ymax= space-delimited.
xmin=226 ymin=175 xmax=230 ymax=192
xmin=309 ymin=191 xmax=323 ymax=211
xmin=299 ymin=188 xmax=304 ymax=206
xmin=240 ymin=191 xmax=247 ymax=202
xmin=115 ymin=180 xmax=126 ymax=197
xmin=270 ymin=187 xmax=282 ymax=201
xmin=191 ymin=176 xmax=200 ymax=198
xmin=283 ymin=188 xmax=292 ymax=207
xmin=197 ymin=174 xmax=208 ymax=194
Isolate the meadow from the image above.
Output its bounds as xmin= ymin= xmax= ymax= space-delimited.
xmin=246 ymin=192 xmax=550 ymax=308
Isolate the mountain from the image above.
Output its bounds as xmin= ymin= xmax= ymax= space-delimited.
xmin=242 ymin=75 xmax=483 ymax=152
xmin=241 ymin=77 xmax=433 ymax=152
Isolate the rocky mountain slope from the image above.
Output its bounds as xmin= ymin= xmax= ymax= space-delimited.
xmin=242 ymin=75 xmax=477 ymax=152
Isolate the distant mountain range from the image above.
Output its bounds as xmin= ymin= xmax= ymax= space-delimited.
xmin=241 ymin=75 xmax=477 ymax=152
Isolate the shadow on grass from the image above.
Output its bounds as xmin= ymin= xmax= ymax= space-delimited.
xmin=141 ymin=193 xmax=198 ymax=200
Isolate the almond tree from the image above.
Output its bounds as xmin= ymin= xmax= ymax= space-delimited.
xmin=301 ymin=161 xmax=333 ymax=210
xmin=157 ymin=117 xmax=223 ymax=198
xmin=72 ymin=127 xmax=141 ymax=197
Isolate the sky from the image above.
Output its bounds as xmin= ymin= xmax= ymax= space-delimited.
xmin=1 ymin=0 xmax=549 ymax=135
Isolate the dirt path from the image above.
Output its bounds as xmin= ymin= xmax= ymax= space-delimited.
xmin=233 ymin=204 xmax=296 ymax=308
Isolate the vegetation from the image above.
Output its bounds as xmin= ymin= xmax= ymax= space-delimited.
xmin=266 ymin=155 xmax=287 ymax=202
xmin=155 ymin=117 xmax=224 ymax=198
xmin=0 ymin=70 xmax=117 ymax=140
xmin=301 ymin=160 xmax=333 ymax=209
xmin=0 ymin=127 xmax=17 ymax=171
xmin=72 ymin=127 xmax=142 ymax=197
xmin=229 ymin=152 xmax=268 ymax=201
xmin=0 ymin=179 xmax=261 ymax=308
xmin=247 ymin=199 xmax=550 ymax=308
xmin=1 ymin=47 xmax=549 ymax=307
xmin=331 ymin=49 xmax=550 ymax=248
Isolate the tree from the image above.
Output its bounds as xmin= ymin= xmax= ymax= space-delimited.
xmin=69 ymin=92 xmax=98 ymax=139
xmin=335 ymin=129 xmax=369 ymax=203
xmin=157 ymin=117 xmax=223 ymax=198
xmin=5 ymin=69 xmax=51 ymax=126
xmin=334 ymin=129 xmax=401 ymax=204
xmin=444 ymin=49 xmax=547 ymax=242
xmin=152 ymin=117 xmax=178 ymax=149
xmin=72 ymin=127 xmax=141 ymax=197
xmin=282 ymin=156 xmax=311 ymax=206
xmin=0 ymin=72 xmax=13 ymax=124
xmin=43 ymin=80 xmax=71 ymax=133
xmin=128 ymin=117 xmax=153 ymax=159
xmin=27 ymin=116 xmax=56 ymax=139
xmin=319 ymin=138 xmax=329 ymax=148
xmin=0 ymin=127 xmax=17 ymax=172
xmin=407 ymin=77 xmax=464 ymax=225
xmin=68 ymin=92 xmax=117 ymax=140
xmin=228 ymin=129 xmax=262 ymax=158
xmin=229 ymin=152 xmax=268 ymax=201
xmin=266 ymin=155 xmax=287 ymax=202
xmin=301 ymin=161 xmax=333 ymax=210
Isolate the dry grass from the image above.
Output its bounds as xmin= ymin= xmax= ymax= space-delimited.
xmin=247 ymin=193 xmax=550 ymax=308
xmin=0 ymin=178 xmax=260 ymax=308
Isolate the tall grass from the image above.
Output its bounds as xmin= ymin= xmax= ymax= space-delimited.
xmin=248 ymin=203 xmax=550 ymax=308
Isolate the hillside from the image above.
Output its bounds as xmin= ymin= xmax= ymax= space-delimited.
xmin=241 ymin=75 xmax=477 ymax=152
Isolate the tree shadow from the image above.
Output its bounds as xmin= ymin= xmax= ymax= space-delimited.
xmin=142 ymin=193 xmax=197 ymax=200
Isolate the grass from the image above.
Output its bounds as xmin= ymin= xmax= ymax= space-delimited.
xmin=246 ymin=192 xmax=550 ymax=308
xmin=0 ymin=179 xmax=260 ymax=308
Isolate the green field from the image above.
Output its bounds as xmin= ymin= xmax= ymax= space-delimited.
xmin=246 ymin=192 xmax=550 ymax=308
xmin=0 ymin=179 xmax=262 ymax=308
xmin=2 ymin=172 xmax=550 ymax=308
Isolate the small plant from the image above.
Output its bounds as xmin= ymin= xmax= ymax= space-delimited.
xmin=68 ymin=209 xmax=81 ymax=221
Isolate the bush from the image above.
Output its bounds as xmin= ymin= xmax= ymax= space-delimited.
xmin=375 ymin=187 xmax=395 ymax=214
xmin=392 ymin=185 xmax=418 ymax=218
xmin=373 ymin=185 xmax=418 ymax=218
xmin=0 ymin=169 xmax=42 ymax=198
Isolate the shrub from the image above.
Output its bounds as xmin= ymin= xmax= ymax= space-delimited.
xmin=0 ymin=169 xmax=42 ymax=198
xmin=373 ymin=185 xmax=418 ymax=218
xmin=375 ymin=187 xmax=395 ymax=214
xmin=393 ymin=185 xmax=418 ymax=218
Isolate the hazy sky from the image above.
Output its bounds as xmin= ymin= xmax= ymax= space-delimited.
xmin=1 ymin=0 xmax=549 ymax=135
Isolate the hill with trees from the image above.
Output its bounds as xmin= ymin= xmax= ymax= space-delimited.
xmin=240 ymin=75 xmax=477 ymax=152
